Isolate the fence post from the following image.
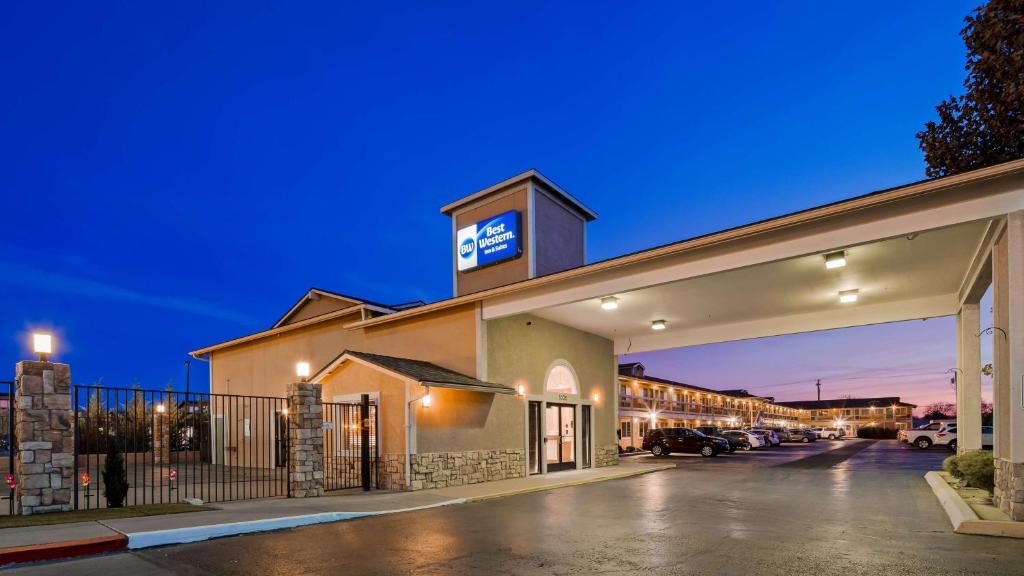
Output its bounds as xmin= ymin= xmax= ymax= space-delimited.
xmin=14 ymin=361 xmax=74 ymax=515
xmin=287 ymin=381 xmax=324 ymax=498
xmin=360 ymin=394 xmax=370 ymax=491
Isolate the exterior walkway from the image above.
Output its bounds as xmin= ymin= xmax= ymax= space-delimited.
xmin=0 ymin=462 xmax=671 ymax=553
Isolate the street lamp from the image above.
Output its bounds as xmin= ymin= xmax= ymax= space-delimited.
xmin=32 ymin=333 xmax=53 ymax=362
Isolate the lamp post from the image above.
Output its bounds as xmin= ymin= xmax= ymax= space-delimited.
xmin=296 ymin=362 xmax=310 ymax=383
xmin=184 ymin=360 xmax=191 ymax=399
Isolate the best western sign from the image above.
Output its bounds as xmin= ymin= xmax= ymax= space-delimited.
xmin=456 ymin=210 xmax=522 ymax=272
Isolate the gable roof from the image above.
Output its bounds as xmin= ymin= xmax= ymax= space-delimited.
xmin=776 ymin=397 xmax=917 ymax=410
xmin=311 ymin=350 xmax=515 ymax=395
xmin=272 ymin=288 xmax=396 ymax=329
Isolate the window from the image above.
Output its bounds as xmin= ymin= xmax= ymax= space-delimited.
xmin=639 ymin=421 xmax=650 ymax=438
xmin=620 ymin=385 xmax=631 ymax=397
xmin=545 ymin=364 xmax=578 ymax=395
xmin=621 ymin=420 xmax=633 ymax=438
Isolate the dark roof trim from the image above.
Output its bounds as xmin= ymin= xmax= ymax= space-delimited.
xmin=271 ymin=288 xmax=396 ymax=329
xmin=776 ymin=397 xmax=917 ymax=409
xmin=312 ymin=350 xmax=515 ymax=394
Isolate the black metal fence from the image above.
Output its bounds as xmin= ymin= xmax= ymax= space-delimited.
xmin=1 ymin=381 xmax=13 ymax=515
xmin=323 ymin=397 xmax=378 ymax=491
xmin=73 ymin=385 xmax=289 ymax=509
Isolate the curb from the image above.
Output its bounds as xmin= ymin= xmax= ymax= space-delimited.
xmin=463 ymin=464 xmax=675 ymax=503
xmin=123 ymin=498 xmax=466 ymax=549
xmin=0 ymin=534 xmax=127 ymax=566
xmin=925 ymin=471 xmax=1024 ymax=538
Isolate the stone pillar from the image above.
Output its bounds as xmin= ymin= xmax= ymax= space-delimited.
xmin=993 ymin=211 xmax=1024 ymax=520
xmin=956 ymin=301 xmax=982 ymax=453
xmin=287 ymin=382 xmax=324 ymax=498
xmin=14 ymin=361 xmax=74 ymax=515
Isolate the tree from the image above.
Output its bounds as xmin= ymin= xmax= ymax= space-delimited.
xmin=917 ymin=0 xmax=1024 ymax=177
xmin=921 ymin=401 xmax=957 ymax=421
xmin=102 ymin=440 xmax=129 ymax=508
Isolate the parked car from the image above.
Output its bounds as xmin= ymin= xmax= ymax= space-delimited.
xmin=940 ymin=425 xmax=994 ymax=452
xmin=694 ymin=426 xmax=737 ymax=453
xmin=900 ymin=421 xmax=952 ymax=449
xmin=642 ymin=427 xmax=730 ymax=457
xmin=810 ymin=427 xmax=845 ymax=440
xmin=768 ymin=427 xmax=799 ymax=442
xmin=745 ymin=430 xmax=771 ymax=447
xmin=750 ymin=429 xmax=781 ymax=446
xmin=721 ymin=430 xmax=760 ymax=450
xmin=787 ymin=429 xmax=818 ymax=443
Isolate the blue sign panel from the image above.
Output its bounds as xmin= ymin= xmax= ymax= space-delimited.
xmin=456 ymin=210 xmax=522 ymax=272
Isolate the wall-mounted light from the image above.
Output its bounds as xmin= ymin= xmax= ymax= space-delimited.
xmin=517 ymin=384 xmax=526 ymax=396
xmin=824 ymin=251 xmax=847 ymax=269
xmin=838 ymin=289 xmax=859 ymax=304
xmin=592 ymin=392 xmax=600 ymax=402
xmin=422 ymin=392 xmax=432 ymax=408
xmin=32 ymin=333 xmax=53 ymax=362
xmin=651 ymin=319 xmax=667 ymax=331
xmin=600 ymin=296 xmax=619 ymax=310
xmin=296 ymin=361 xmax=311 ymax=382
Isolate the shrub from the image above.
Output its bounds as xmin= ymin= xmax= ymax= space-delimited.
xmin=956 ymin=450 xmax=995 ymax=492
xmin=102 ymin=441 xmax=129 ymax=507
xmin=943 ymin=454 xmax=961 ymax=478
xmin=856 ymin=427 xmax=898 ymax=439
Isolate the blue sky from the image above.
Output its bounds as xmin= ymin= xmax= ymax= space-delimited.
xmin=1 ymin=1 xmax=985 ymax=405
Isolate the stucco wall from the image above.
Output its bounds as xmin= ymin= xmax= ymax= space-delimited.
xmin=411 ymin=382 xmax=523 ymax=454
xmin=281 ymin=295 xmax=359 ymax=326
xmin=485 ymin=314 xmax=617 ymax=452
xmin=209 ymin=305 xmax=478 ymax=399
xmin=534 ymin=185 xmax=585 ymax=277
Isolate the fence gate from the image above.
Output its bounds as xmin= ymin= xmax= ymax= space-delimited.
xmin=73 ymin=386 xmax=289 ymax=510
xmin=1 ymin=381 xmax=13 ymax=515
xmin=323 ymin=396 xmax=378 ymax=491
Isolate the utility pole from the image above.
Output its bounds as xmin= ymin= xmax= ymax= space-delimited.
xmin=816 ymin=379 xmax=821 ymax=401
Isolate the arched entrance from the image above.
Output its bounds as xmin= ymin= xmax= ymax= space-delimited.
xmin=525 ymin=360 xmax=594 ymax=475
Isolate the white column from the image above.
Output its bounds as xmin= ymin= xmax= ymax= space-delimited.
xmin=993 ymin=231 xmax=1011 ymax=458
xmin=1005 ymin=211 xmax=1024 ymax=463
xmin=956 ymin=302 xmax=982 ymax=453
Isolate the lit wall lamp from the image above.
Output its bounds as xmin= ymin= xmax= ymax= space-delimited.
xmin=824 ymin=251 xmax=847 ymax=269
xmin=422 ymin=388 xmax=432 ymax=408
xmin=517 ymin=384 xmax=526 ymax=396
xmin=32 ymin=333 xmax=53 ymax=362
xmin=600 ymin=296 xmax=619 ymax=310
xmin=296 ymin=361 xmax=311 ymax=382
xmin=592 ymin=392 xmax=600 ymax=402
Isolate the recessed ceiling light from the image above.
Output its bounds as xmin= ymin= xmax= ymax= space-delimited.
xmin=839 ymin=289 xmax=859 ymax=304
xmin=824 ymin=251 xmax=847 ymax=269
xmin=651 ymin=319 xmax=667 ymax=330
xmin=600 ymin=296 xmax=619 ymax=310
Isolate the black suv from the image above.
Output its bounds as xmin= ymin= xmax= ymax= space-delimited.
xmin=642 ymin=428 xmax=730 ymax=457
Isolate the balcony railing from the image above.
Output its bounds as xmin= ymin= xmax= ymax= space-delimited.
xmin=619 ymin=396 xmax=749 ymax=416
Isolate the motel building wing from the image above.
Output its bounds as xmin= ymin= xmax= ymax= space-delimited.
xmin=191 ymin=160 xmax=1024 ymax=517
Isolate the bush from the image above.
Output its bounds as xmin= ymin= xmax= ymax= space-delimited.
xmin=957 ymin=450 xmax=995 ymax=492
xmin=856 ymin=427 xmax=898 ymax=439
xmin=102 ymin=441 xmax=129 ymax=507
xmin=943 ymin=454 xmax=961 ymax=478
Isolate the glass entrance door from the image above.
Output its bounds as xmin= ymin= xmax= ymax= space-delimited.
xmin=545 ymin=403 xmax=575 ymax=472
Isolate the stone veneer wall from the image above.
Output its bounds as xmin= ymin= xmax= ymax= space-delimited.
xmin=378 ymin=454 xmax=406 ymax=491
xmin=993 ymin=458 xmax=1024 ymax=521
xmin=595 ymin=444 xmax=619 ymax=468
xmin=15 ymin=361 xmax=74 ymax=515
xmin=288 ymin=381 xmax=324 ymax=498
xmin=409 ymin=449 xmax=524 ymax=490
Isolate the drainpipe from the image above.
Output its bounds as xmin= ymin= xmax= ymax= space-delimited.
xmin=406 ymin=386 xmax=431 ymax=489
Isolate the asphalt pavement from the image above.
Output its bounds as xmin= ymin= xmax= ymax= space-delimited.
xmin=7 ymin=439 xmax=1021 ymax=576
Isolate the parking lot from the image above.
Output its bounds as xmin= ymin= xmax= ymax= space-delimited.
xmin=12 ymin=438 xmax=1024 ymax=576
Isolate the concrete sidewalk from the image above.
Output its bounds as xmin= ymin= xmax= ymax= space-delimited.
xmin=0 ymin=461 xmax=672 ymax=562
